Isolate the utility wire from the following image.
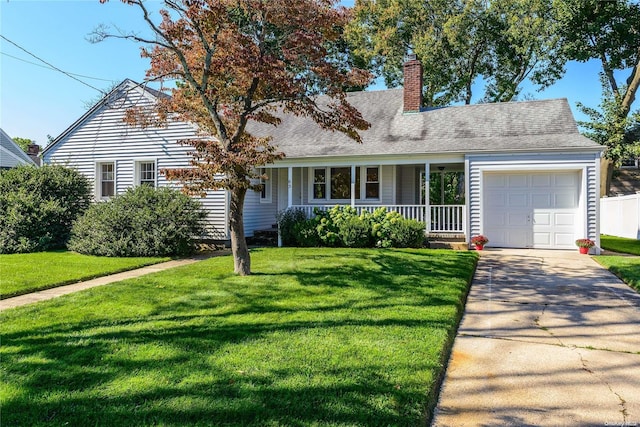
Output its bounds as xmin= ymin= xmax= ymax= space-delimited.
xmin=0 ymin=34 xmax=106 ymax=93
xmin=1 ymin=51 xmax=115 ymax=82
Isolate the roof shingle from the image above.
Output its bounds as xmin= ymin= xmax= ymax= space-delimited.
xmin=251 ymin=89 xmax=602 ymax=158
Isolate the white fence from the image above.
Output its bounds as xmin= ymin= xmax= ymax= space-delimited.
xmin=600 ymin=194 xmax=640 ymax=239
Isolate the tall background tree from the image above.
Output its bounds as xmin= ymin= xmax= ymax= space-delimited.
xmin=95 ymin=0 xmax=371 ymax=275
xmin=348 ymin=0 xmax=640 ymax=195
xmin=554 ymin=0 xmax=640 ymax=195
xmin=346 ymin=0 xmax=564 ymax=106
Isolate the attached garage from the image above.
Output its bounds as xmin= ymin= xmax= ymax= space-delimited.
xmin=483 ymin=171 xmax=581 ymax=249
xmin=467 ymin=152 xmax=601 ymax=252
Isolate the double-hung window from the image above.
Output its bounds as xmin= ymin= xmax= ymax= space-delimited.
xmin=313 ymin=168 xmax=326 ymax=199
xmin=98 ymin=162 xmax=115 ymax=199
xmin=259 ymin=168 xmax=272 ymax=203
xmin=365 ymin=167 xmax=380 ymax=199
xmin=137 ymin=161 xmax=156 ymax=187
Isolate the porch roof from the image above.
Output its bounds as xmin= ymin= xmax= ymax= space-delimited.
xmin=250 ymin=90 xmax=602 ymax=159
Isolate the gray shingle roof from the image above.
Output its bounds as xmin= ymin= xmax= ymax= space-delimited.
xmin=1 ymin=128 xmax=36 ymax=167
xmin=251 ymin=89 xmax=602 ymax=158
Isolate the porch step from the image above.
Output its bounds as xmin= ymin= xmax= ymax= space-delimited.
xmin=426 ymin=233 xmax=465 ymax=241
xmin=248 ymin=227 xmax=278 ymax=247
xmin=428 ymin=240 xmax=469 ymax=250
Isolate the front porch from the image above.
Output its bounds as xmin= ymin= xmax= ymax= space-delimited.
xmin=270 ymin=162 xmax=466 ymax=236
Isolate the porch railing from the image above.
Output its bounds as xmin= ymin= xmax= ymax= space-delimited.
xmin=287 ymin=204 xmax=465 ymax=233
xmin=430 ymin=205 xmax=465 ymax=233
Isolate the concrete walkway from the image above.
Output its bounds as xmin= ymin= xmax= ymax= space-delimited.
xmin=0 ymin=251 xmax=230 ymax=311
xmin=433 ymin=249 xmax=640 ymax=426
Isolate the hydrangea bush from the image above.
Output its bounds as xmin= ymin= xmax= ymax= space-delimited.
xmin=277 ymin=206 xmax=425 ymax=248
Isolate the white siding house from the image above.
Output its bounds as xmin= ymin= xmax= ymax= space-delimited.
xmin=43 ymin=80 xmax=278 ymax=240
xmin=252 ymin=58 xmax=604 ymax=252
xmin=44 ymin=58 xmax=604 ymax=250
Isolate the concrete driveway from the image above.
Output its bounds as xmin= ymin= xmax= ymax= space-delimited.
xmin=433 ymin=249 xmax=640 ymax=426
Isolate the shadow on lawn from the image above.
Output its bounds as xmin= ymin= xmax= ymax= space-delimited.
xmin=1 ymin=249 xmax=477 ymax=426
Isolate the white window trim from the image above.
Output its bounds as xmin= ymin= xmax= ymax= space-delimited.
xmin=95 ymin=160 xmax=117 ymax=200
xmin=308 ymin=166 xmax=381 ymax=203
xmin=134 ymin=158 xmax=158 ymax=187
xmin=259 ymin=168 xmax=272 ymax=203
xmin=363 ymin=166 xmax=381 ymax=201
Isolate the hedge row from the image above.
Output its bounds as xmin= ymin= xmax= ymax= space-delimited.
xmin=0 ymin=166 xmax=206 ymax=257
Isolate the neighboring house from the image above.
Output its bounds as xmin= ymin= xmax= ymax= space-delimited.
xmin=0 ymin=128 xmax=38 ymax=169
xmin=43 ymin=58 xmax=604 ymax=250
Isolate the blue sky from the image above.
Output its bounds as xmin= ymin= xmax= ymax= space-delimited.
xmin=1 ymin=0 xmax=606 ymax=148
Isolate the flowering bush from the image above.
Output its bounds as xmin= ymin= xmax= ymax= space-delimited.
xmin=471 ymin=235 xmax=489 ymax=246
xmin=575 ymin=238 xmax=595 ymax=248
xmin=277 ymin=205 xmax=425 ymax=248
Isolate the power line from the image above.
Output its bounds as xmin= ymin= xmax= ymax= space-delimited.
xmin=1 ymin=51 xmax=115 ymax=82
xmin=0 ymin=34 xmax=106 ymax=94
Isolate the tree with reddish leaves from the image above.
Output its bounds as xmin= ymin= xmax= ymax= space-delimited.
xmin=94 ymin=0 xmax=371 ymax=275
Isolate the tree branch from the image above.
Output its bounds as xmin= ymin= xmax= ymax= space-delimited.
xmin=621 ymin=49 xmax=640 ymax=118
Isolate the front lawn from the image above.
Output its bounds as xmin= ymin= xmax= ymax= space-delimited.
xmin=595 ymin=235 xmax=640 ymax=292
xmin=595 ymin=256 xmax=640 ymax=292
xmin=0 ymin=248 xmax=477 ymax=426
xmin=600 ymin=235 xmax=640 ymax=255
xmin=0 ymin=251 xmax=170 ymax=299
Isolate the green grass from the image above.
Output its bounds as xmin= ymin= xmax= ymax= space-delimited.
xmin=0 ymin=247 xmax=477 ymax=426
xmin=596 ymin=235 xmax=640 ymax=292
xmin=595 ymin=256 xmax=640 ymax=292
xmin=0 ymin=251 xmax=170 ymax=299
xmin=600 ymin=235 xmax=640 ymax=255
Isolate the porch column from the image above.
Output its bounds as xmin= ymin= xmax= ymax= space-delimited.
xmin=300 ymin=168 xmax=304 ymax=203
xmin=425 ymin=162 xmax=431 ymax=233
xmin=287 ymin=166 xmax=293 ymax=208
xmin=350 ymin=164 xmax=356 ymax=207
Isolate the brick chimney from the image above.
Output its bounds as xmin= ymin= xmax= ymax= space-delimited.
xmin=27 ymin=143 xmax=41 ymax=166
xmin=403 ymin=54 xmax=423 ymax=113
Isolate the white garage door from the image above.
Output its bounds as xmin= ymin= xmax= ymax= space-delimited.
xmin=483 ymin=171 xmax=580 ymax=249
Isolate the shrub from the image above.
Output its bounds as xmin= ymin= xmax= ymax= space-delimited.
xmin=383 ymin=218 xmax=427 ymax=248
xmin=0 ymin=165 xmax=91 ymax=253
xmin=284 ymin=205 xmax=425 ymax=249
xmin=293 ymin=220 xmax=321 ymax=247
xmin=276 ymin=208 xmax=308 ymax=246
xmin=371 ymin=209 xmax=426 ymax=248
xmin=339 ymin=216 xmax=371 ymax=248
xmin=69 ymin=186 xmax=206 ymax=257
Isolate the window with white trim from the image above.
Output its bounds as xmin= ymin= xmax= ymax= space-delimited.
xmin=259 ymin=168 xmax=272 ymax=203
xmin=365 ymin=167 xmax=379 ymax=199
xmin=313 ymin=168 xmax=326 ymax=199
xmin=311 ymin=166 xmax=380 ymax=201
xmin=98 ymin=162 xmax=115 ymax=199
xmin=136 ymin=161 xmax=156 ymax=187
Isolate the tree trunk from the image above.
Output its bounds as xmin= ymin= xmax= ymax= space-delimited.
xmin=600 ymin=157 xmax=614 ymax=197
xmin=229 ymin=186 xmax=251 ymax=275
